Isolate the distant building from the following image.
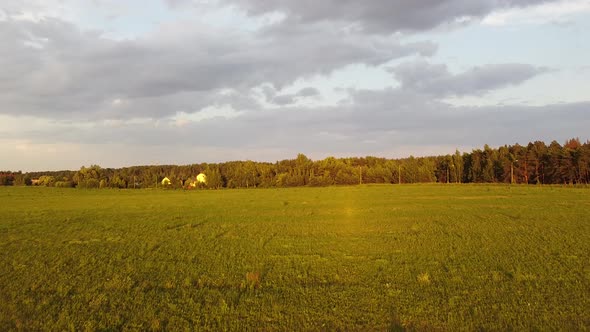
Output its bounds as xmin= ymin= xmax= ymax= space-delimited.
xmin=185 ymin=173 xmax=207 ymax=188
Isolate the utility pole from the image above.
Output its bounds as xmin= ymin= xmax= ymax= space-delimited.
xmin=398 ymin=165 xmax=401 ymax=185
xmin=447 ymin=168 xmax=450 ymax=184
xmin=359 ymin=166 xmax=362 ymax=185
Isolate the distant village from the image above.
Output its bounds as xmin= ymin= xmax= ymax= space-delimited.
xmin=0 ymin=170 xmax=211 ymax=189
xmin=161 ymin=173 xmax=207 ymax=188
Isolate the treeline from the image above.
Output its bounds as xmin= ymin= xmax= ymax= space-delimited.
xmin=2 ymin=138 xmax=589 ymax=188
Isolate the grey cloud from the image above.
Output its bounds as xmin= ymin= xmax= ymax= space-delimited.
xmin=227 ymin=0 xmax=557 ymax=33
xmin=390 ymin=60 xmax=548 ymax=96
xmin=271 ymin=95 xmax=296 ymax=105
xmin=0 ymin=0 xmax=52 ymax=16
xmin=270 ymin=87 xmax=321 ymax=105
xmin=0 ymin=16 xmax=435 ymax=119
xmin=163 ymin=0 xmax=191 ymax=8
xmin=9 ymin=84 xmax=589 ymax=162
xmin=296 ymin=87 xmax=320 ymax=98
xmin=259 ymin=85 xmax=277 ymax=101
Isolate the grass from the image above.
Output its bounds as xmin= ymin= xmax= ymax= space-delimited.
xmin=1 ymin=184 xmax=589 ymax=330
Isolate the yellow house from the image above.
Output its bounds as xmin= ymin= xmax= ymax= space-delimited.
xmin=161 ymin=177 xmax=171 ymax=186
xmin=185 ymin=173 xmax=207 ymax=188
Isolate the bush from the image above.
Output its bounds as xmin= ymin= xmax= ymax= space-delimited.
xmin=0 ymin=174 xmax=15 ymax=186
xmin=308 ymin=175 xmax=333 ymax=187
xmin=54 ymin=181 xmax=75 ymax=188
xmin=77 ymin=179 xmax=100 ymax=189
xmin=37 ymin=175 xmax=56 ymax=187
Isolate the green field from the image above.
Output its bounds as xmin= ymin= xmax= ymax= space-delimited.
xmin=1 ymin=185 xmax=589 ymax=331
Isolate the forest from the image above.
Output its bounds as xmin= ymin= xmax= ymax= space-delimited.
xmin=2 ymin=138 xmax=589 ymax=189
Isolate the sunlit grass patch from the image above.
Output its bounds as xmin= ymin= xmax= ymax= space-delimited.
xmin=417 ymin=272 xmax=431 ymax=285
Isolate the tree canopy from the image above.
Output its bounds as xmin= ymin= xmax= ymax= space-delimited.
xmin=3 ymin=139 xmax=589 ymax=188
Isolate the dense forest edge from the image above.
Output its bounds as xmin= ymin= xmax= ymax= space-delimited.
xmin=2 ymin=138 xmax=589 ymax=188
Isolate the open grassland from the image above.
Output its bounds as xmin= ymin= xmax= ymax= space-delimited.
xmin=1 ymin=185 xmax=589 ymax=331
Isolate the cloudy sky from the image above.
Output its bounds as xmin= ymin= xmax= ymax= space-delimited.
xmin=1 ymin=0 xmax=589 ymax=171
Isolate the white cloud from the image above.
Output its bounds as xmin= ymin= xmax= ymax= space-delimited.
xmin=173 ymin=104 xmax=244 ymax=127
xmin=482 ymin=0 xmax=590 ymax=26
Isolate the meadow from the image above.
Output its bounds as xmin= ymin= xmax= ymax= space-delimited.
xmin=1 ymin=184 xmax=589 ymax=331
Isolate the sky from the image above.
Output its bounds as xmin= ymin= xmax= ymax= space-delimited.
xmin=1 ymin=0 xmax=589 ymax=171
